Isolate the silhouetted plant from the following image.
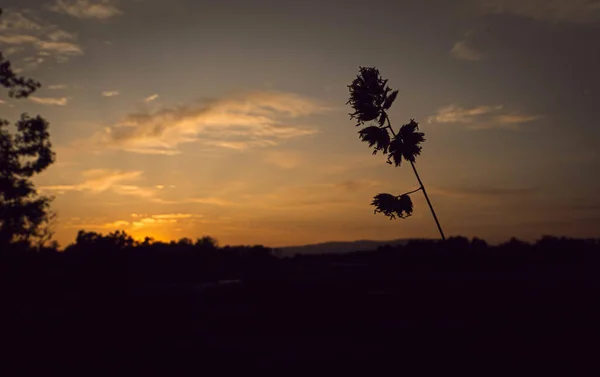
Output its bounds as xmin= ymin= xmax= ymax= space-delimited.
xmin=196 ymin=235 xmax=218 ymax=249
xmin=347 ymin=67 xmax=445 ymax=240
xmin=0 ymin=9 xmax=56 ymax=247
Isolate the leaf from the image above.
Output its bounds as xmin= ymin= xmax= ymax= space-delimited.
xmin=347 ymin=67 xmax=396 ymax=127
xmin=387 ymin=137 xmax=404 ymax=167
xmin=382 ymin=90 xmax=398 ymax=110
xmin=398 ymin=119 xmax=425 ymax=162
xmin=358 ymin=126 xmax=390 ymax=155
xmin=386 ymin=119 xmax=426 ymax=166
xmin=397 ymin=194 xmax=414 ymax=217
xmin=371 ymin=193 xmax=414 ymax=220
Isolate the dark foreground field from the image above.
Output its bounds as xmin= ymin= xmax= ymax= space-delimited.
xmin=2 ymin=236 xmax=600 ymax=374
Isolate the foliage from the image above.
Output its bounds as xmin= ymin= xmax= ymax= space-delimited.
xmin=371 ymin=193 xmax=413 ymax=219
xmin=347 ymin=67 xmax=428 ymax=221
xmin=347 ymin=66 xmax=398 ymax=127
xmin=386 ymin=120 xmax=425 ymax=166
xmin=0 ymin=8 xmax=56 ymax=247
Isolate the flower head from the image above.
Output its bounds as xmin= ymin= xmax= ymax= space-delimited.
xmin=387 ymin=119 xmax=425 ymax=167
xmin=347 ymin=67 xmax=398 ymax=127
xmin=371 ymin=193 xmax=414 ymax=220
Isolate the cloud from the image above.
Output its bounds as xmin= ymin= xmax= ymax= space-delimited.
xmin=49 ymin=0 xmax=123 ymax=20
xmin=428 ymin=104 xmax=542 ymax=129
xmin=495 ymin=114 xmax=544 ymax=124
xmin=40 ymin=169 xmax=155 ymax=199
xmin=0 ymin=10 xmax=82 ymax=63
xmin=450 ymin=41 xmax=482 ymax=61
xmin=29 ymin=96 xmax=68 ymax=106
xmin=63 ymin=219 xmax=131 ymax=230
xmin=64 ymin=213 xmax=203 ymax=232
xmin=480 ymin=0 xmax=600 ymax=23
xmin=186 ymin=197 xmax=235 ymax=206
xmin=20 ymin=55 xmax=46 ymax=71
xmin=47 ymin=84 xmax=68 ymax=90
xmin=47 ymin=29 xmax=77 ymax=42
xmin=0 ymin=11 xmax=43 ymax=32
xmin=144 ymin=94 xmax=159 ymax=102
xmin=0 ymin=35 xmax=82 ymax=55
xmin=40 ymin=170 xmax=234 ymax=206
xmin=152 ymin=213 xmax=201 ymax=220
xmin=102 ymin=90 xmax=120 ymax=97
xmin=149 ymin=196 xmax=235 ymax=206
xmin=428 ymin=105 xmax=504 ymax=123
xmin=111 ymin=184 xmax=155 ymax=198
xmin=94 ymin=91 xmax=328 ymax=155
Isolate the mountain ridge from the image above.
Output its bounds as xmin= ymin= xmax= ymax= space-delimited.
xmin=274 ymin=238 xmax=433 ymax=257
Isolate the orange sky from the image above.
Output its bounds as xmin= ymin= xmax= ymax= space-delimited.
xmin=1 ymin=0 xmax=599 ymax=247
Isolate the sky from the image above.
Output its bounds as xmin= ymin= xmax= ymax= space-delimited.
xmin=0 ymin=0 xmax=599 ymax=247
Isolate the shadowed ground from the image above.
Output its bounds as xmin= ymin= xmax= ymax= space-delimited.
xmin=2 ymin=240 xmax=599 ymax=374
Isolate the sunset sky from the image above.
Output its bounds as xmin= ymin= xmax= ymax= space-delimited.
xmin=1 ymin=0 xmax=599 ymax=247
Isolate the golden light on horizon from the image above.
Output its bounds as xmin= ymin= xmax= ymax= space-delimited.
xmin=2 ymin=0 xmax=598 ymax=248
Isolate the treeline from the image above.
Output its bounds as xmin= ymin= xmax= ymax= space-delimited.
xmin=1 ymin=230 xmax=276 ymax=295
xmin=2 ymin=231 xmax=599 ymax=289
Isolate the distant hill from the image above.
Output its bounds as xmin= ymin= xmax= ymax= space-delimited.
xmin=275 ymin=239 xmax=431 ymax=257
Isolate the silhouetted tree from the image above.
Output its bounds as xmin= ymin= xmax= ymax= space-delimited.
xmin=347 ymin=67 xmax=445 ymax=240
xmin=0 ymin=9 xmax=56 ymax=247
xmin=195 ymin=235 xmax=218 ymax=249
xmin=66 ymin=230 xmax=135 ymax=252
xmin=178 ymin=237 xmax=193 ymax=246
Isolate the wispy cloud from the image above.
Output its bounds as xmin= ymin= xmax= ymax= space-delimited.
xmin=0 ymin=10 xmax=82 ymax=63
xmin=429 ymin=105 xmax=504 ymax=123
xmin=29 ymin=96 xmax=68 ymax=106
xmin=495 ymin=114 xmax=544 ymax=124
xmin=450 ymin=41 xmax=482 ymax=61
xmin=144 ymin=94 xmax=159 ymax=102
xmin=102 ymin=90 xmax=119 ymax=97
xmin=64 ymin=213 xmax=204 ymax=232
xmin=94 ymin=91 xmax=328 ymax=155
xmin=40 ymin=169 xmax=231 ymax=206
xmin=428 ymin=104 xmax=542 ymax=129
xmin=480 ymin=0 xmax=600 ymax=23
xmin=0 ymin=35 xmax=82 ymax=55
xmin=148 ymin=196 xmax=236 ymax=206
xmin=152 ymin=213 xmax=201 ymax=220
xmin=49 ymin=0 xmax=123 ymax=20
xmin=20 ymin=55 xmax=47 ymax=71
xmin=40 ymin=169 xmax=154 ymax=198
xmin=47 ymin=84 xmax=68 ymax=90
xmin=186 ymin=197 xmax=235 ymax=206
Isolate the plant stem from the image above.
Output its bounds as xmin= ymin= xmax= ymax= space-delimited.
xmin=409 ymin=160 xmax=446 ymax=241
xmin=385 ymin=114 xmax=446 ymax=241
xmin=398 ymin=187 xmax=422 ymax=197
